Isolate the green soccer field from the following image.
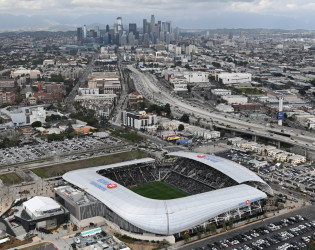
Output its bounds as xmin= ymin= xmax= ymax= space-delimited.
xmin=130 ymin=181 xmax=188 ymax=200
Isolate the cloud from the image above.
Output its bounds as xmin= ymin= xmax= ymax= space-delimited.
xmin=0 ymin=0 xmax=315 ymax=29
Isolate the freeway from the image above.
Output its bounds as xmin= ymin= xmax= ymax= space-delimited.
xmin=127 ymin=65 xmax=315 ymax=151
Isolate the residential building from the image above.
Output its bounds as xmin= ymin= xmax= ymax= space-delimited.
xmin=0 ymin=92 xmax=15 ymax=105
xmin=122 ymin=110 xmax=157 ymax=130
xmin=288 ymin=155 xmax=306 ymax=164
xmin=128 ymin=92 xmax=143 ymax=104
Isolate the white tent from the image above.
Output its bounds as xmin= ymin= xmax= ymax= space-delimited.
xmin=23 ymin=196 xmax=61 ymax=218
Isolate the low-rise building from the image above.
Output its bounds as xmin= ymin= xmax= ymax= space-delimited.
xmin=215 ymin=73 xmax=252 ymax=85
xmin=216 ymin=104 xmax=234 ymax=113
xmin=14 ymin=196 xmax=69 ymax=232
xmin=288 ymin=155 xmax=306 ymax=164
xmin=257 ymin=145 xmax=277 ymax=155
xmin=78 ymin=88 xmax=99 ymax=95
xmin=211 ymin=89 xmax=231 ymax=96
xmin=1 ymin=106 xmax=46 ymax=127
xmin=128 ymin=92 xmax=143 ymax=104
xmin=233 ymin=103 xmax=261 ymax=111
xmin=222 ymin=95 xmax=248 ymax=104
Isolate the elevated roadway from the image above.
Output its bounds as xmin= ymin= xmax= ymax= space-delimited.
xmin=127 ymin=65 xmax=315 ymax=157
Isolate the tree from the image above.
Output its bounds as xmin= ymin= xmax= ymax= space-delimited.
xmin=197 ymin=232 xmax=202 ymax=239
xmin=228 ymin=220 xmax=233 ymax=229
xmin=180 ymin=113 xmax=190 ymax=123
xmin=65 ymin=122 xmax=75 ymax=134
xmin=175 ymin=61 xmax=182 ymax=67
xmin=184 ymin=64 xmax=191 ymax=70
xmin=307 ymin=241 xmax=315 ymax=250
xmin=209 ymin=223 xmax=216 ymax=234
xmin=187 ymin=85 xmax=192 ymax=93
xmin=183 ymin=233 xmax=190 ymax=242
xmin=222 ymin=222 xmax=227 ymax=231
xmin=178 ymin=124 xmax=185 ymax=131
xmin=31 ymin=121 xmax=42 ymax=128
xmin=299 ymin=89 xmax=306 ymax=96
xmin=164 ymin=103 xmax=171 ymax=116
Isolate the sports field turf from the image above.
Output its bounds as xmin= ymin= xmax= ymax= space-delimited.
xmin=130 ymin=181 xmax=188 ymax=200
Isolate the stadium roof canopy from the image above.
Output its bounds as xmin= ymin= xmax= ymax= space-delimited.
xmin=63 ymin=154 xmax=270 ymax=235
xmin=168 ymin=151 xmax=273 ymax=194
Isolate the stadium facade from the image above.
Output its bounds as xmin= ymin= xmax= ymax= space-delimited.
xmin=62 ymin=152 xmax=272 ymax=237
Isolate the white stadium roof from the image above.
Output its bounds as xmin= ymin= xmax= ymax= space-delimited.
xmin=168 ymin=152 xmax=271 ymax=189
xmin=63 ymin=153 xmax=270 ymax=235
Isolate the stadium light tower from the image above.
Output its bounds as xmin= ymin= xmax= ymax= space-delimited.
xmin=278 ymin=96 xmax=284 ymax=126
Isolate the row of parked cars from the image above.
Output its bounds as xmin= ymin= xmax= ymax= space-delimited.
xmin=199 ymin=215 xmax=311 ymax=250
xmin=0 ymin=135 xmax=123 ymax=165
xmin=276 ymin=232 xmax=315 ymax=249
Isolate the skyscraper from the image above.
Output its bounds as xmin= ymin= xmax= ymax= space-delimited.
xmin=143 ymin=19 xmax=148 ymax=34
xmin=128 ymin=32 xmax=135 ymax=46
xmin=116 ymin=17 xmax=123 ymax=33
xmin=106 ymin=24 xmax=110 ymax=33
xmin=77 ymin=27 xmax=83 ymax=42
xmin=104 ymin=33 xmax=110 ymax=45
xmin=150 ymin=14 xmax=155 ymax=35
xmin=166 ymin=21 xmax=172 ymax=33
xmin=129 ymin=23 xmax=137 ymax=34
xmin=83 ymin=25 xmax=87 ymax=39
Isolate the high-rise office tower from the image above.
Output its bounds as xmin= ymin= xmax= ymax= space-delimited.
xmin=159 ymin=31 xmax=165 ymax=43
xmin=83 ymin=25 xmax=87 ymax=39
xmin=174 ymin=27 xmax=180 ymax=41
xmin=95 ymin=26 xmax=100 ymax=37
xmin=165 ymin=32 xmax=170 ymax=44
xmin=129 ymin=23 xmax=137 ymax=34
xmin=143 ymin=19 xmax=148 ymax=34
xmin=116 ymin=17 xmax=123 ymax=33
xmin=109 ymin=29 xmax=115 ymax=43
xmin=104 ymin=33 xmax=110 ymax=45
xmin=143 ymin=33 xmax=150 ymax=46
xmin=128 ymin=32 xmax=135 ymax=46
xmin=161 ymin=22 xmax=165 ymax=33
xmin=77 ymin=27 xmax=83 ymax=42
xmin=106 ymin=24 xmax=110 ymax=33
xmin=166 ymin=21 xmax=171 ymax=33
xmin=150 ymin=14 xmax=155 ymax=34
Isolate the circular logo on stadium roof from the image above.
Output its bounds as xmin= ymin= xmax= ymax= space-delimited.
xmin=107 ymin=184 xmax=118 ymax=189
xmin=246 ymin=200 xmax=250 ymax=205
xmin=197 ymin=154 xmax=206 ymax=158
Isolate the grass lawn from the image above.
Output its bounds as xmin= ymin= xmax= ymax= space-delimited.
xmin=130 ymin=181 xmax=188 ymax=200
xmin=32 ymin=150 xmax=149 ymax=179
xmin=0 ymin=173 xmax=23 ymax=185
xmin=237 ymin=87 xmax=265 ymax=95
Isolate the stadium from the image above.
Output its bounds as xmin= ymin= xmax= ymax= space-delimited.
xmin=62 ymin=151 xmax=273 ymax=241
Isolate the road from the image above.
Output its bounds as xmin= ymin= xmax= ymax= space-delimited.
xmin=64 ymin=52 xmax=99 ymax=104
xmin=127 ymin=65 xmax=315 ymax=152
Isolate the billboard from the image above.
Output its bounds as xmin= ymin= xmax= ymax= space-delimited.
xmin=277 ymin=111 xmax=284 ymax=120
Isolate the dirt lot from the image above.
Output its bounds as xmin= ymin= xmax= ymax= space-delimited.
xmin=31 ymin=150 xmax=150 ymax=178
xmin=0 ymin=172 xmax=24 ymax=185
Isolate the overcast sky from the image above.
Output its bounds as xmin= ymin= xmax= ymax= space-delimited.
xmin=1 ymin=0 xmax=315 ymax=30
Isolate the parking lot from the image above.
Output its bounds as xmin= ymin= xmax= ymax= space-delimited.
xmin=0 ymin=135 xmax=123 ymax=165
xmin=216 ymin=149 xmax=315 ymax=202
xmin=181 ymin=205 xmax=315 ymax=250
